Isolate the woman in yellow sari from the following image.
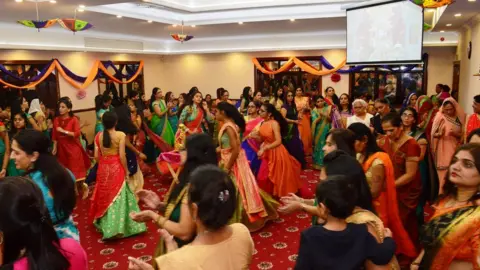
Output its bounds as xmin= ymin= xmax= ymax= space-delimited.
xmin=129 ymin=134 xmax=218 ymax=269
xmin=412 ymin=143 xmax=480 ymax=270
xmin=216 ymin=102 xmax=278 ymax=231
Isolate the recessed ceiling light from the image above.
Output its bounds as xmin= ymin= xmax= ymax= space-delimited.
xmin=446 ymin=23 xmax=452 ymax=26
xmin=15 ymin=0 xmax=23 ymax=2
xmin=79 ymin=4 xmax=85 ymax=8
xmin=454 ymin=13 xmax=462 ymax=17
xmin=238 ymin=22 xmax=243 ymax=25
xmin=147 ymin=20 xmax=153 ymax=23
xmin=440 ymin=30 xmax=445 ymax=32
xmin=78 ymin=9 xmax=85 ymax=12
xmin=468 ymin=0 xmax=476 ymax=2
xmin=191 ymin=25 xmax=196 ymax=27
xmin=290 ymin=19 xmax=295 ymax=22
xmin=49 ymin=0 xmax=56 ymax=3
xmin=116 ymin=15 xmax=122 ymax=18
xmin=172 ymin=24 xmax=177 ymax=27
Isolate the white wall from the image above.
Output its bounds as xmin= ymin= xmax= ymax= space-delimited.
xmin=457 ymin=15 xmax=480 ymax=115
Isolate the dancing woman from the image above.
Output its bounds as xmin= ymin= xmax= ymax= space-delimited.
xmin=149 ymin=87 xmax=175 ymax=147
xmin=89 ymin=111 xmax=146 ymax=240
xmin=10 ymin=129 xmax=80 ymax=241
xmin=281 ymin=90 xmax=306 ymax=168
xmin=256 ymin=103 xmax=302 ymax=197
xmin=0 ymin=121 xmax=9 ymax=178
xmin=165 ymin=92 xmax=179 ymax=134
xmin=412 ymin=144 xmax=480 ymax=269
xmin=178 ymin=90 xmax=214 ymax=136
xmin=94 ymin=94 xmax=112 ymax=135
xmin=239 ymin=86 xmax=253 ymax=115
xmin=311 ymin=95 xmax=332 ymax=170
xmin=295 ymin=88 xmax=312 ymax=156
xmin=242 ymin=101 xmax=263 ymax=175
xmin=130 ymin=134 xmax=218 ymax=268
xmin=431 ymin=97 xmax=466 ymax=194
xmin=324 ymin=87 xmax=343 ymax=128
xmin=216 ymin=102 xmax=278 ymax=232
xmin=52 ymin=97 xmax=90 ymax=199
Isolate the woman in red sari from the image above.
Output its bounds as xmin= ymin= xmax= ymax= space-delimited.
xmin=348 ymin=123 xmax=417 ymax=261
xmin=52 ymin=97 xmax=90 ymax=199
xmin=379 ymin=112 xmax=422 ymax=253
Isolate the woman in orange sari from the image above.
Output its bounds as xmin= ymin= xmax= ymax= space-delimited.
xmin=295 ymin=88 xmax=312 ymax=156
xmin=379 ymin=112 xmax=422 ymax=251
xmin=256 ymin=103 xmax=302 ymax=197
xmin=216 ymin=102 xmax=278 ymax=232
xmin=348 ymin=123 xmax=417 ymax=261
xmin=431 ymin=97 xmax=466 ymax=194
xmin=411 ymin=143 xmax=480 ymax=270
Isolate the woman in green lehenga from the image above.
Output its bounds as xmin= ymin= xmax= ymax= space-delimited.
xmin=149 ymin=88 xmax=175 ymax=147
xmin=311 ymin=95 xmax=332 ymax=170
xmin=130 ymin=133 xmax=218 ymax=269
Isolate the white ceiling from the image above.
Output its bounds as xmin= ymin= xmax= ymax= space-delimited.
xmin=0 ymin=0 xmax=466 ymax=54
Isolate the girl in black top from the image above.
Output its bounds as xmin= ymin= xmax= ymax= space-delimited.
xmin=295 ymin=176 xmax=396 ymax=270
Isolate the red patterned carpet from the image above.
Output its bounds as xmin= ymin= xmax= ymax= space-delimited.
xmin=74 ymin=162 xmax=319 ymax=270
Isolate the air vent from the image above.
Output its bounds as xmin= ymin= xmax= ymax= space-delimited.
xmin=84 ymin=37 xmax=144 ymax=51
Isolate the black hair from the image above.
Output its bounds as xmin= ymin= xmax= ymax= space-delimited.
xmin=441 ymin=143 xmax=480 ymax=204
xmin=400 ymin=107 xmax=419 ymax=133
xmin=178 ymin=89 xmax=206 ymax=121
xmin=10 ymin=111 xmax=28 ymax=136
xmin=57 ymin=97 xmax=74 ymax=117
xmin=165 ymin=91 xmax=174 ymax=103
xmin=216 ymin=88 xmax=225 ymax=99
xmin=325 ymin=87 xmax=340 ymax=107
xmin=467 ymin=128 xmax=480 ymax=143
xmin=128 ymin=90 xmax=139 ymax=100
xmin=149 ymin=87 xmax=161 ymax=112
xmin=101 ymin=111 xmax=118 ymax=148
xmin=95 ymin=94 xmax=112 ymax=112
xmin=217 ymin=102 xmax=246 ymax=133
xmin=168 ymin=134 xmax=218 ymax=203
xmin=253 ymin=90 xmax=263 ymax=99
xmin=115 ymin=104 xmax=137 ymax=136
xmin=323 ymin=150 xmax=374 ymax=212
xmin=13 ymin=130 xmax=76 ymax=225
xmin=325 ymin=128 xmax=356 ymax=157
xmin=242 ymin=86 xmax=252 ymax=104
xmin=188 ymin=165 xmax=236 ymax=230
xmin=381 ymin=112 xmax=402 ymax=127
xmin=348 ymin=123 xmax=383 ymax=160
xmin=273 ymin=87 xmax=284 ymax=102
xmin=374 ymin=98 xmax=389 ymax=105
xmin=261 ymin=103 xmax=289 ymax=137
xmin=220 ymin=89 xmax=229 ymax=99
xmin=283 ymin=90 xmax=297 ymax=114
xmin=316 ymin=175 xmax=358 ymax=219
xmin=314 ymin=95 xmax=325 ymax=107
xmin=474 ymin=95 xmax=480 ymax=104
xmin=442 ymin=85 xmax=451 ymax=93
xmin=339 ymin=93 xmax=352 ymax=112
xmin=0 ymin=177 xmax=70 ymax=270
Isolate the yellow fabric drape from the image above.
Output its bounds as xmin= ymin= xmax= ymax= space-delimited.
xmin=252 ymin=57 xmax=346 ymax=76
xmin=0 ymin=60 xmax=145 ymax=90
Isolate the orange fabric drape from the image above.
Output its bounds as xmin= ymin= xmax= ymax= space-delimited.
xmin=0 ymin=62 xmax=57 ymax=89
xmin=252 ymin=57 xmax=346 ymax=76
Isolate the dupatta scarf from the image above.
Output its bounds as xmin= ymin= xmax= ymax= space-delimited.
xmin=415 ymin=95 xmax=437 ymax=141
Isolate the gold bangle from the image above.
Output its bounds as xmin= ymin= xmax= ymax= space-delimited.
xmin=156 ymin=215 xmax=167 ymax=228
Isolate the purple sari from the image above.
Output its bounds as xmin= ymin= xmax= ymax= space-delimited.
xmin=242 ymin=116 xmax=263 ymax=176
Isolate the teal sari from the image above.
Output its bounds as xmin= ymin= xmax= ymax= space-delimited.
xmin=95 ymin=108 xmax=107 ymax=135
xmin=150 ymin=100 xmax=175 ymax=147
xmin=311 ymin=106 xmax=331 ymax=170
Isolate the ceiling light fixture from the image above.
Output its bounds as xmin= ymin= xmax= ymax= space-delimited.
xmin=440 ymin=30 xmax=445 ymax=32
xmin=79 ymin=5 xmax=85 ymax=8
xmin=77 ymin=9 xmax=84 ymax=12
xmin=191 ymin=25 xmax=196 ymax=27
xmin=290 ymin=19 xmax=295 ymax=22
xmin=147 ymin=20 xmax=153 ymax=23
xmin=446 ymin=23 xmax=452 ymax=26
xmin=454 ymin=13 xmax=461 ymax=17
xmin=468 ymin=0 xmax=476 ymax=2
xmin=238 ymin=22 xmax=243 ymax=25
xmin=116 ymin=15 xmax=122 ymax=18
xmin=15 ymin=0 xmax=23 ymax=2
xmin=49 ymin=0 xmax=56 ymax=3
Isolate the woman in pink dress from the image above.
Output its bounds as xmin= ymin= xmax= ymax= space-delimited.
xmin=431 ymin=97 xmax=466 ymax=194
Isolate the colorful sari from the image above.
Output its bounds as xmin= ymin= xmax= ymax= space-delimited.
xmin=282 ymin=104 xmax=306 ymax=168
xmin=178 ymin=104 xmax=212 ymax=136
xmin=325 ymin=98 xmax=343 ymax=128
xmin=95 ymin=108 xmax=107 ymax=135
xmin=218 ymin=122 xmax=279 ymax=232
xmin=241 ymin=116 xmax=263 ymax=175
xmin=415 ymin=95 xmax=437 ymax=143
xmin=378 ymin=135 xmax=422 ymax=245
xmin=168 ymin=107 xmax=179 ymax=134
xmin=466 ymin=113 xmax=480 ymax=143
xmin=311 ymin=106 xmax=331 ymax=170
xmin=89 ymin=132 xmax=146 ymax=240
xmin=362 ymin=152 xmax=417 ymax=258
xmin=431 ymin=98 xmax=466 ymax=194
xmin=295 ymin=96 xmax=312 ymax=156
xmin=52 ymin=116 xmax=90 ymax=182
xmin=150 ymin=100 xmax=175 ymax=147
xmin=420 ymin=198 xmax=480 ymax=269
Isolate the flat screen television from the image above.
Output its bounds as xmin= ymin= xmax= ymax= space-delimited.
xmin=346 ymin=0 xmax=424 ymax=65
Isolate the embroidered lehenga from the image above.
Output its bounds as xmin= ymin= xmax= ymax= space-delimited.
xmin=311 ymin=105 xmax=331 ymax=170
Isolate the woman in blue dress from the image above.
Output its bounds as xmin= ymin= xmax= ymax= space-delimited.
xmin=10 ymin=129 xmax=79 ymax=241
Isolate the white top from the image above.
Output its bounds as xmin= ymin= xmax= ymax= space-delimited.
xmin=346 ymin=113 xmax=373 ymax=128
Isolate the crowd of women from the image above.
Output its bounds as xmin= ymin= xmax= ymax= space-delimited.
xmin=0 ymin=83 xmax=480 ymax=269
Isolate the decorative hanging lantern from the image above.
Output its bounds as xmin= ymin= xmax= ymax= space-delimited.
xmin=171 ymin=21 xmax=194 ymax=43
xmin=17 ymin=1 xmax=56 ymax=32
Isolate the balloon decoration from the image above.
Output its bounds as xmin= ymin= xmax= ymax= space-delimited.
xmin=171 ymin=21 xmax=194 ymax=43
xmin=330 ymin=73 xmax=341 ymax=83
